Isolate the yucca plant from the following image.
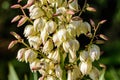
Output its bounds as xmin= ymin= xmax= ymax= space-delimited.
xmin=9 ymin=0 xmax=107 ymax=80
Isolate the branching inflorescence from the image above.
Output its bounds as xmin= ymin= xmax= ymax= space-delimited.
xmin=9 ymin=0 xmax=108 ymax=80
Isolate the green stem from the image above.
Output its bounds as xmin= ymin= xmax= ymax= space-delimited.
xmin=20 ymin=7 xmax=33 ymax=24
xmin=79 ymin=0 xmax=87 ymax=16
xmin=90 ymin=23 xmax=100 ymax=44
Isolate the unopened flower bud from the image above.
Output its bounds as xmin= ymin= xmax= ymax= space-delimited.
xmin=17 ymin=16 xmax=27 ymax=27
xmin=11 ymin=15 xmax=21 ymax=23
xmin=89 ymin=44 xmax=100 ymax=62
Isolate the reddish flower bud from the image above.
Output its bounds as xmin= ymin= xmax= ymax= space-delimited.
xmin=10 ymin=31 xmax=21 ymax=40
xmin=8 ymin=40 xmax=18 ymax=49
xmin=17 ymin=16 xmax=27 ymax=27
xmin=11 ymin=4 xmax=21 ymax=9
xmin=11 ymin=15 xmax=21 ymax=23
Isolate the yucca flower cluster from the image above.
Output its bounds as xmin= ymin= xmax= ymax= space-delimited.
xmin=9 ymin=0 xmax=107 ymax=80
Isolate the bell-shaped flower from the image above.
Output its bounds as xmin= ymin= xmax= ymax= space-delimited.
xmin=66 ymin=24 xmax=76 ymax=37
xmin=16 ymin=48 xmax=27 ymax=62
xmin=79 ymin=60 xmax=92 ymax=75
xmin=29 ymin=59 xmax=41 ymax=72
xmin=69 ymin=0 xmax=78 ymax=11
xmin=89 ymin=44 xmax=100 ymax=62
xmin=48 ymin=50 xmax=60 ymax=63
xmin=72 ymin=65 xmax=82 ymax=80
xmin=67 ymin=70 xmax=73 ymax=80
xmin=55 ymin=65 xmax=62 ymax=79
xmin=70 ymin=20 xmax=83 ymax=37
xmin=41 ymin=29 xmax=49 ymax=44
xmin=89 ymin=67 xmax=100 ymax=80
xmin=63 ymin=39 xmax=80 ymax=61
xmin=24 ymin=25 xmax=35 ymax=37
xmin=24 ymin=49 xmax=37 ymax=63
xmin=43 ymin=39 xmax=53 ymax=54
xmin=33 ymin=18 xmax=46 ymax=32
xmin=29 ymin=5 xmax=44 ymax=19
xmin=44 ymin=20 xmax=57 ymax=34
xmin=80 ymin=50 xmax=89 ymax=62
xmin=28 ymin=36 xmax=42 ymax=50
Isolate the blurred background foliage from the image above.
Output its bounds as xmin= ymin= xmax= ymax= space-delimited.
xmin=0 ymin=0 xmax=120 ymax=80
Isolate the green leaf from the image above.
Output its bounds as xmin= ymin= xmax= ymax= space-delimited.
xmin=8 ymin=63 xmax=19 ymax=80
xmin=99 ymin=69 xmax=105 ymax=80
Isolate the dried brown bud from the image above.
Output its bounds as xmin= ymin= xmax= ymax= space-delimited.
xmin=10 ymin=31 xmax=21 ymax=40
xmin=8 ymin=40 xmax=18 ymax=49
xmin=17 ymin=16 xmax=27 ymax=27
xmin=11 ymin=4 xmax=21 ymax=9
xmin=11 ymin=15 xmax=21 ymax=23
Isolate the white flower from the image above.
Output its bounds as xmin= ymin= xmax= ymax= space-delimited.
xmin=43 ymin=39 xmax=53 ymax=53
xmin=80 ymin=50 xmax=89 ymax=62
xmin=41 ymin=29 xmax=48 ymax=44
xmin=44 ymin=20 xmax=57 ymax=34
xmin=79 ymin=61 xmax=92 ymax=75
xmin=29 ymin=59 xmax=41 ymax=72
xmin=24 ymin=25 xmax=34 ymax=37
xmin=70 ymin=20 xmax=83 ymax=37
xmin=28 ymin=36 xmax=42 ymax=50
xmin=89 ymin=67 xmax=100 ymax=80
xmin=24 ymin=49 xmax=37 ymax=63
xmin=16 ymin=48 xmax=27 ymax=62
xmin=69 ymin=0 xmax=78 ymax=11
xmin=33 ymin=18 xmax=46 ymax=32
xmin=55 ymin=65 xmax=62 ymax=79
xmin=67 ymin=24 xmax=76 ymax=37
xmin=46 ymin=76 xmax=55 ymax=80
xmin=67 ymin=70 xmax=72 ymax=80
xmin=89 ymin=44 xmax=100 ymax=62
xmin=29 ymin=5 xmax=44 ymax=19
xmin=63 ymin=39 xmax=80 ymax=62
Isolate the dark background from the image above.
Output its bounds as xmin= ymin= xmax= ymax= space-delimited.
xmin=0 ymin=0 xmax=120 ymax=80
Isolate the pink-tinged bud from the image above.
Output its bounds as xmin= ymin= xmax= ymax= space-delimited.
xmin=17 ymin=16 xmax=27 ymax=27
xmin=99 ymin=34 xmax=108 ymax=41
xmin=23 ymin=0 xmax=35 ymax=9
xmin=11 ymin=15 xmax=21 ymax=23
xmin=16 ymin=48 xmax=27 ymax=61
xmin=30 ymin=59 xmax=41 ymax=71
xmin=17 ymin=0 xmax=22 ymax=3
xmin=86 ymin=7 xmax=96 ymax=12
xmin=38 ymin=75 xmax=45 ymax=80
xmin=8 ymin=40 xmax=18 ymax=49
xmin=66 ymin=10 xmax=75 ymax=15
xmin=10 ymin=31 xmax=21 ymax=40
xmin=79 ymin=61 xmax=92 ymax=75
xmin=11 ymin=4 xmax=21 ymax=9
xmin=99 ymin=20 xmax=107 ymax=24
xmin=90 ymin=19 xmax=95 ymax=28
